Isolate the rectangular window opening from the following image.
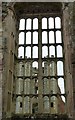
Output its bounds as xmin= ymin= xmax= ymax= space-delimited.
xmin=16 ymin=13 xmax=65 ymax=115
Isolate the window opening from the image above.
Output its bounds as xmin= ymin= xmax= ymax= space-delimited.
xmin=42 ymin=31 xmax=47 ymax=44
xmin=58 ymin=78 xmax=65 ymax=94
xmin=51 ymin=102 xmax=53 ymax=107
xmin=20 ymin=102 xmax=22 ymax=107
xmin=42 ymin=46 xmax=48 ymax=58
xmin=17 ymin=15 xmax=65 ymax=115
xmin=57 ymin=61 xmax=64 ymax=75
xmin=33 ymin=46 xmax=38 ymax=58
xmin=32 ymin=61 xmax=38 ymax=69
xmin=19 ymin=32 xmax=25 ymax=44
xmin=56 ymin=31 xmax=62 ymax=43
xmin=57 ymin=45 xmax=63 ymax=57
xmin=48 ymin=17 xmax=54 ymax=29
xmin=55 ymin=17 xmax=61 ymax=29
xmin=19 ymin=19 xmax=25 ymax=30
xmin=26 ymin=46 xmax=31 ymax=58
xmin=49 ymin=31 xmax=55 ymax=44
xmin=49 ymin=46 xmax=55 ymax=57
xmin=32 ymin=62 xmax=38 ymax=77
xmin=26 ymin=18 xmax=31 ymax=30
xmin=26 ymin=32 xmax=31 ymax=44
xmin=61 ymin=96 xmax=65 ymax=103
xmin=18 ymin=46 xmax=24 ymax=58
xmin=42 ymin=18 xmax=47 ymax=29
xmin=33 ymin=18 xmax=38 ymax=29
xmin=33 ymin=32 xmax=38 ymax=44
xmin=35 ymin=87 xmax=38 ymax=94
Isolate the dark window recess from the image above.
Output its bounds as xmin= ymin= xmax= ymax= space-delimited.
xmin=74 ymin=92 xmax=75 ymax=109
xmin=51 ymin=102 xmax=53 ymax=107
xmin=35 ymin=87 xmax=38 ymax=94
xmin=22 ymin=65 xmax=24 ymax=67
xmin=20 ymin=102 xmax=22 ymax=107
xmin=32 ymin=103 xmax=38 ymax=114
xmin=51 ymin=90 xmax=53 ymax=94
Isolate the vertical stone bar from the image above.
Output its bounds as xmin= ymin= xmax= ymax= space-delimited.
xmin=38 ymin=17 xmax=43 ymax=113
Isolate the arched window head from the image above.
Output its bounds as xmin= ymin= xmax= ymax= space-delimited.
xmin=19 ymin=19 xmax=25 ymax=30
xmin=57 ymin=45 xmax=63 ymax=57
xmin=33 ymin=18 xmax=38 ymax=29
xmin=26 ymin=18 xmax=31 ymax=30
xmin=32 ymin=61 xmax=38 ymax=69
xmin=48 ymin=17 xmax=54 ymax=29
xmin=42 ymin=18 xmax=47 ymax=29
xmin=55 ymin=17 xmax=61 ymax=28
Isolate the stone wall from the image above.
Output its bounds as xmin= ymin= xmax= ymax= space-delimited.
xmin=63 ymin=2 xmax=75 ymax=119
xmin=2 ymin=3 xmax=18 ymax=119
xmin=0 ymin=2 xmax=2 ymax=120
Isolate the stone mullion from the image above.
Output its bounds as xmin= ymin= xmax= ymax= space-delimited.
xmin=38 ymin=17 xmax=43 ymax=113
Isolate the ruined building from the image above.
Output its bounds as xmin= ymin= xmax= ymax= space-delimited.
xmin=1 ymin=2 xmax=75 ymax=120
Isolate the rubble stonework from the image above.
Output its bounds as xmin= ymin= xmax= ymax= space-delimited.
xmin=63 ymin=2 xmax=75 ymax=119
xmin=0 ymin=2 xmax=2 ymax=120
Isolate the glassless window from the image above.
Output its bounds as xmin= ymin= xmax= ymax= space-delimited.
xmin=42 ymin=46 xmax=48 ymax=58
xmin=19 ymin=19 xmax=25 ymax=30
xmin=49 ymin=46 xmax=55 ymax=57
xmin=26 ymin=47 xmax=31 ymax=58
xmin=17 ymin=15 xmax=65 ymax=114
xmin=57 ymin=45 xmax=63 ymax=57
xmin=48 ymin=17 xmax=54 ymax=29
xmin=42 ymin=31 xmax=47 ymax=44
xmin=57 ymin=61 xmax=64 ymax=75
xmin=26 ymin=32 xmax=31 ymax=44
xmin=49 ymin=31 xmax=55 ymax=44
xmin=19 ymin=32 xmax=25 ymax=44
xmin=42 ymin=18 xmax=47 ymax=29
xmin=26 ymin=18 xmax=31 ymax=30
xmin=33 ymin=46 xmax=38 ymax=58
xmin=18 ymin=46 xmax=24 ymax=58
xmin=55 ymin=17 xmax=61 ymax=28
xmin=33 ymin=18 xmax=38 ymax=29
xmin=33 ymin=32 xmax=38 ymax=44
xmin=56 ymin=31 xmax=62 ymax=43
